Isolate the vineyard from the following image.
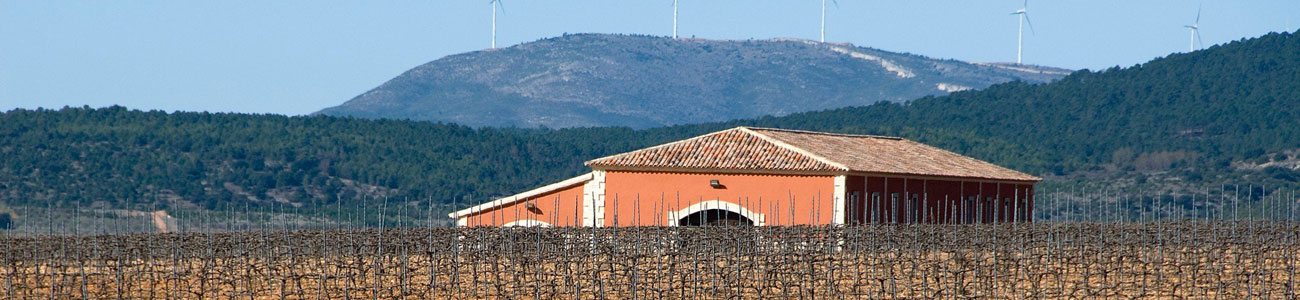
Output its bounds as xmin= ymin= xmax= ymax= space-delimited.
xmin=3 ymin=221 xmax=1299 ymax=299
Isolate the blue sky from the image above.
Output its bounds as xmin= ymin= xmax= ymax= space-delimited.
xmin=1 ymin=1 xmax=1295 ymax=115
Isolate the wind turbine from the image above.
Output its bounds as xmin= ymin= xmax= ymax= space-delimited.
xmin=1184 ymin=4 xmax=1203 ymax=52
xmin=490 ymin=0 xmax=505 ymax=49
xmin=1011 ymin=0 xmax=1035 ymax=64
xmin=821 ymin=0 xmax=839 ymax=42
xmin=673 ymin=0 xmax=678 ymax=39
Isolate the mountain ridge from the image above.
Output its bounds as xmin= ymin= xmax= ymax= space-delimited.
xmin=316 ymin=33 xmax=1068 ymax=128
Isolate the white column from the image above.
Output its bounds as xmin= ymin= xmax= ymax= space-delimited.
xmin=832 ymin=175 xmax=846 ymax=225
xmin=582 ymin=170 xmax=607 ymax=227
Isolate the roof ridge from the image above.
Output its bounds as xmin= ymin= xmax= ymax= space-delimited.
xmin=743 ymin=127 xmax=903 ymax=140
xmin=739 ymin=127 xmax=850 ymax=171
xmin=584 ymin=127 xmax=748 ymax=166
xmin=587 ymin=127 xmax=845 ymax=171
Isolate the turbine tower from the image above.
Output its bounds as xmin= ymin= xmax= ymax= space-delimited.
xmin=673 ymin=0 xmax=678 ymax=39
xmin=490 ymin=0 xmax=505 ymax=49
xmin=1184 ymin=4 xmax=1203 ymax=52
xmin=820 ymin=0 xmax=838 ymax=42
xmin=1011 ymin=0 xmax=1034 ymax=64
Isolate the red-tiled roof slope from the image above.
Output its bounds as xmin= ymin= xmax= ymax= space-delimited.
xmin=750 ymin=128 xmax=1041 ymax=182
xmin=587 ymin=127 xmax=1041 ymax=182
xmin=585 ymin=127 xmax=842 ymax=172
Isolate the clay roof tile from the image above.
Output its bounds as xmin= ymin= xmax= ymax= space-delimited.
xmin=586 ymin=127 xmax=1040 ymax=182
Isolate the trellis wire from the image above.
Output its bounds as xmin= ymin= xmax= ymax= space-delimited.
xmin=0 ymin=186 xmax=1298 ymax=299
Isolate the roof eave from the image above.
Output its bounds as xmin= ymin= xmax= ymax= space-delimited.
xmin=844 ymin=170 xmax=1042 ymax=183
xmin=590 ymin=165 xmax=846 ymax=176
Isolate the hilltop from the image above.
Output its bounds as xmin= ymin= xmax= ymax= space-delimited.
xmin=315 ymin=33 xmax=1067 ymax=128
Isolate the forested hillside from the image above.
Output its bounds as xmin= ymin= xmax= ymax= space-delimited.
xmin=736 ymin=30 xmax=1300 ymax=175
xmin=1 ymin=31 xmax=1297 ymax=216
xmin=0 ymin=107 xmax=637 ymax=210
xmin=0 ymin=107 xmax=1034 ymax=212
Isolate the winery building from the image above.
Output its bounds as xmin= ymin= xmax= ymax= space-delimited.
xmin=449 ymin=127 xmax=1040 ymax=227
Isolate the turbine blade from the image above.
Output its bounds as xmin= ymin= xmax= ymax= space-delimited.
xmin=496 ymin=0 xmax=505 ymax=14
xmin=832 ymin=0 xmax=839 ymax=9
xmin=1024 ymin=0 xmax=1029 ymax=10
xmin=1024 ymin=13 xmax=1036 ymax=35
xmin=1196 ymin=30 xmax=1204 ymax=49
xmin=1195 ymin=3 xmax=1201 ymax=25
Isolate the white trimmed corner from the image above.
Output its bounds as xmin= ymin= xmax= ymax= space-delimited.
xmin=582 ymin=170 xmax=607 ymax=227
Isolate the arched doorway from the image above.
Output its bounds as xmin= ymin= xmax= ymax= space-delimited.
xmin=677 ymin=209 xmax=755 ymax=226
xmin=502 ymin=219 xmax=553 ymax=227
xmin=667 ymin=200 xmax=766 ymax=226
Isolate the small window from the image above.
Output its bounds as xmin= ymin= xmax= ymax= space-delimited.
xmin=870 ymin=192 xmax=881 ymax=223
xmin=913 ymin=194 xmax=923 ymax=222
xmin=890 ymin=193 xmax=900 ymax=223
xmin=850 ymin=191 xmax=862 ymax=224
xmin=963 ymin=196 xmax=978 ymax=224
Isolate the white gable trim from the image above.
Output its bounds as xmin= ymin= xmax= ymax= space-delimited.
xmin=740 ymin=127 xmax=852 ymax=171
xmin=667 ymin=200 xmax=766 ymax=226
xmin=448 ymin=172 xmax=593 ymax=219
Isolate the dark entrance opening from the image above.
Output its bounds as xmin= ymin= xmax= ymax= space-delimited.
xmin=677 ymin=209 xmax=754 ymax=226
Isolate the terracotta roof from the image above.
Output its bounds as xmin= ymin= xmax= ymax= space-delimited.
xmin=586 ymin=127 xmax=1041 ymax=182
xmin=750 ymin=128 xmax=1041 ymax=181
xmin=585 ymin=128 xmax=841 ymax=172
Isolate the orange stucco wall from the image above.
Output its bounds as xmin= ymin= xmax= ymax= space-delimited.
xmin=461 ymin=183 xmax=586 ymax=227
xmin=601 ymin=171 xmax=837 ymax=226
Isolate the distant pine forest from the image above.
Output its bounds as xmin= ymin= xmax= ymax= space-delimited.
xmin=1 ymin=31 xmax=1297 ymax=222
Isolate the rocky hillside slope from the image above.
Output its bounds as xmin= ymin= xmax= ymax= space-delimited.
xmin=316 ymin=34 xmax=1068 ymax=128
